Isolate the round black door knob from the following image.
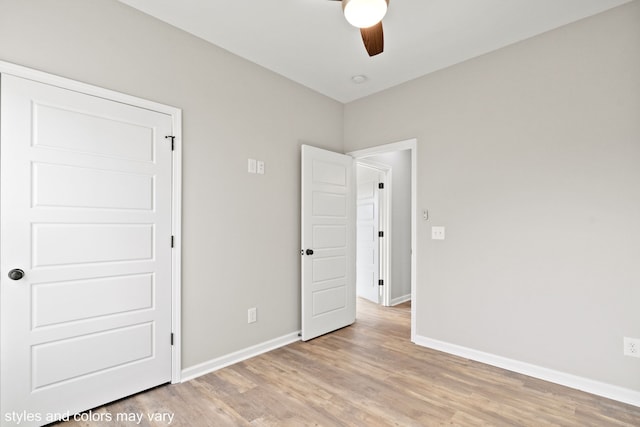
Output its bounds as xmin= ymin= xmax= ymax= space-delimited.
xmin=306 ymin=249 xmax=314 ymax=256
xmin=8 ymin=269 xmax=24 ymax=280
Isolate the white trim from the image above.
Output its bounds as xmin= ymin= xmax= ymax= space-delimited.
xmin=0 ymin=60 xmax=183 ymax=383
xmin=415 ymin=335 xmax=640 ymax=407
xmin=0 ymin=61 xmax=178 ymax=115
xmin=380 ymin=166 xmax=391 ymax=306
xmin=348 ymin=139 xmax=417 ymax=342
xmin=170 ymin=111 xmax=183 ymax=384
xmin=390 ymin=294 xmax=411 ymax=306
xmin=181 ymin=332 xmax=301 ymax=382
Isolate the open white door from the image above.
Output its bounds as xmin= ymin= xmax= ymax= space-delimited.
xmin=301 ymin=145 xmax=355 ymax=341
xmin=0 ymin=74 xmax=173 ymax=426
xmin=356 ymin=163 xmax=383 ymax=304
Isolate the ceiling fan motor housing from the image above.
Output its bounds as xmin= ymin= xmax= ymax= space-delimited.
xmin=342 ymin=0 xmax=389 ymax=29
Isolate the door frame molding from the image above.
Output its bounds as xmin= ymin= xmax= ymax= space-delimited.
xmin=348 ymin=138 xmax=417 ymax=342
xmin=0 ymin=60 xmax=183 ymax=383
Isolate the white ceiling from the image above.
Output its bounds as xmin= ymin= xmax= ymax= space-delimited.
xmin=118 ymin=0 xmax=630 ymax=103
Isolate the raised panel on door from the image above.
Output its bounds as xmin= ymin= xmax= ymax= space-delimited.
xmin=32 ymin=274 xmax=154 ymax=328
xmin=0 ymin=74 xmax=173 ymax=426
xmin=33 ymin=163 xmax=154 ymax=210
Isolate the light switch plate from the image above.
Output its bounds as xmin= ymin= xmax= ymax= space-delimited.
xmin=432 ymin=226 xmax=445 ymax=240
xmin=248 ymin=307 xmax=257 ymax=323
xmin=248 ymin=158 xmax=257 ymax=174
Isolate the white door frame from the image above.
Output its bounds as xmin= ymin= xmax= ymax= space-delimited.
xmin=0 ymin=60 xmax=183 ymax=383
xmin=355 ymin=160 xmax=391 ymax=306
xmin=348 ymin=139 xmax=417 ymax=342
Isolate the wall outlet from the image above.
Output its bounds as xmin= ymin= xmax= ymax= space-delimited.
xmin=248 ymin=307 xmax=257 ymax=324
xmin=623 ymin=337 xmax=640 ymax=358
xmin=431 ymin=226 xmax=445 ymax=240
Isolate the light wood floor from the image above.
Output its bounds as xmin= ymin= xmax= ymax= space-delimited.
xmin=60 ymin=298 xmax=640 ymax=426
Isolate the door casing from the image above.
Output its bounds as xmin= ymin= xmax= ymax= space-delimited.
xmin=349 ymin=139 xmax=417 ymax=342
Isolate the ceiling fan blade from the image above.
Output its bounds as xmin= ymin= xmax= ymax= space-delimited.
xmin=360 ymin=21 xmax=384 ymax=56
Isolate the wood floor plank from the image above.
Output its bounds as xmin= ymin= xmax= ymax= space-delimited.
xmin=58 ymin=298 xmax=640 ymax=426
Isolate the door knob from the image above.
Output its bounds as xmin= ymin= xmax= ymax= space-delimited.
xmin=306 ymin=249 xmax=314 ymax=256
xmin=8 ymin=269 xmax=25 ymax=280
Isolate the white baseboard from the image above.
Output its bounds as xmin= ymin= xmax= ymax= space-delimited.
xmin=414 ymin=335 xmax=640 ymax=408
xmin=390 ymin=294 xmax=411 ymax=306
xmin=181 ymin=331 xmax=301 ymax=382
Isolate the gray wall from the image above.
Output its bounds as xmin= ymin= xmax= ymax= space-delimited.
xmin=344 ymin=2 xmax=640 ymax=391
xmin=365 ymin=150 xmax=412 ymax=303
xmin=0 ymin=0 xmax=344 ymax=368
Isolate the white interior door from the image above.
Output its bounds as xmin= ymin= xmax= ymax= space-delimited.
xmin=301 ymin=145 xmax=355 ymax=341
xmin=356 ymin=164 xmax=382 ymax=304
xmin=0 ymin=74 xmax=173 ymax=426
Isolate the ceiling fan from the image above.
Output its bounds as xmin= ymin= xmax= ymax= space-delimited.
xmin=330 ymin=0 xmax=389 ymax=57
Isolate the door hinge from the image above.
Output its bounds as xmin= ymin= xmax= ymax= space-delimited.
xmin=378 ymin=183 xmax=384 ymax=189
xmin=171 ymin=235 xmax=174 ymax=248
xmin=378 ymin=231 xmax=384 ymax=237
xmin=378 ymin=279 xmax=384 ymax=286
xmin=170 ymin=333 xmax=174 ymax=346
xmin=165 ymin=135 xmax=175 ymax=151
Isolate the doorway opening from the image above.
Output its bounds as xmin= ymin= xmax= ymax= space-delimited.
xmin=355 ymin=160 xmax=390 ymax=305
xmin=349 ymin=139 xmax=417 ymax=342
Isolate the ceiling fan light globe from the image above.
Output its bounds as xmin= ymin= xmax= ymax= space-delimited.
xmin=342 ymin=0 xmax=388 ymax=29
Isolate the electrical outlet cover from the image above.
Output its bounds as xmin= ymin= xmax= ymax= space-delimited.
xmin=623 ymin=337 xmax=640 ymax=358
xmin=431 ymin=226 xmax=445 ymax=240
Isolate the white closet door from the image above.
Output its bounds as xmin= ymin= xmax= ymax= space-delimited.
xmin=1 ymin=74 xmax=173 ymax=426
